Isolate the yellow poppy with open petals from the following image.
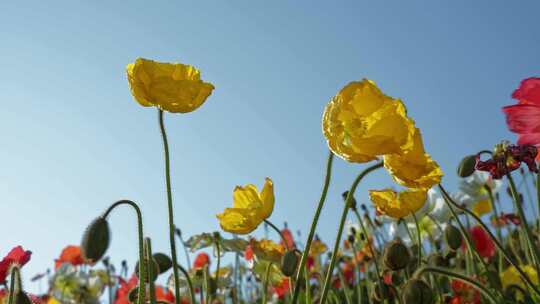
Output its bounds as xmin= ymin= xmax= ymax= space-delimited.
xmin=217 ymin=178 xmax=274 ymax=234
xmin=322 ymin=79 xmax=416 ymax=163
xmin=369 ymin=188 xmax=427 ymax=219
xmin=126 ymin=58 xmax=215 ymax=113
xmin=383 ymin=128 xmax=443 ymax=189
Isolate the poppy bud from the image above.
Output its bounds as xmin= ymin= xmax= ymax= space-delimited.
xmin=445 ymin=225 xmax=462 ymax=251
xmin=402 ymin=279 xmax=434 ymax=304
xmin=135 ymin=258 xmax=160 ymax=282
xmin=383 ymin=240 xmax=410 ymax=271
xmin=14 ymin=292 xmax=32 ymax=304
xmin=280 ymin=250 xmax=299 ymax=277
xmin=153 ymin=253 xmax=173 ymax=274
xmin=81 ymin=217 xmax=110 ymax=263
xmin=427 ymin=253 xmax=448 ymax=267
xmin=457 ymin=155 xmax=477 ymax=177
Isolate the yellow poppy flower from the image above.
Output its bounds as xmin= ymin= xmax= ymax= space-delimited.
xmin=250 ymin=239 xmax=285 ymax=263
xmin=126 ymin=58 xmax=215 ymax=113
xmin=383 ymin=128 xmax=443 ymax=189
xmin=310 ymin=238 xmax=328 ymax=256
xmin=471 ymin=199 xmax=492 ymax=216
xmin=369 ymin=188 xmax=427 ymax=219
xmin=216 ymin=178 xmax=274 ymax=234
xmin=322 ymin=79 xmax=416 ymax=163
xmin=501 ymin=265 xmax=538 ymax=292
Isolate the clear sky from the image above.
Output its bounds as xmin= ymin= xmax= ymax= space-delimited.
xmin=1 ymin=0 xmax=539 ymax=292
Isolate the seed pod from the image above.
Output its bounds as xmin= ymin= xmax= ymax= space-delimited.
xmin=457 ymin=155 xmax=477 ymax=177
xmin=135 ymin=258 xmax=160 ymax=282
xmin=445 ymin=225 xmax=462 ymax=251
xmin=280 ymin=250 xmax=299 ymax=277
xmin=81 ymin=217 xmax=110 ymax=263
xmin=153 ymin=253 xmax=173 ymax=274
xmin=15 ymin=292 xmax=32 ymax=304
xmin=402 ymin=279 xmax=434 ymax=304
xmin=383 ymin=240 xmax=410 ymax=271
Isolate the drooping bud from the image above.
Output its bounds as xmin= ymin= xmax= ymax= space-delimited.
xmin=81 ymin=217 xmax=110 ymax=263
xmin=444 ymin=225 xmax=462 ymax=251
xmin=402 ymin=279 xmax=434 ymax=304
xmin=152 ymin=253 xmax=173 ymax=274
xmin=280 ymin=250 xmax=299 ymax=277
xmin=383 ymin=240 xmax=410 ymax=271
xmin=457 ymin=155 xmax=477 ymax=177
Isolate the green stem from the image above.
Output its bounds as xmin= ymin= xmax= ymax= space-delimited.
xmin=175 ymin=227 xmax=192 ymax=272
xmin=103 ymin=200 xmax=146 ymax=304
xmin=537 ymin=164 xmax=540 ymax=232
xmin=338 ymin=270 xmax=353 ymax=304
xmin=485 ymin=186 xmax=503 ymax=274
xmin=521 ymin=169 xmax=538 ymax=220
xmin=262 ymin=262 xmax=272 ymax=304
xmin=507 ymin=172 xmax=540 ymax=277
xmin=291 ymin=152 xmax=334 ymax=304
xmin=204 ymin=266 xmax=210 ymax=304
xmin=439 ymin=184 xmax=540 ymax=298
xmin=145 ymin=238 xmax=157 ymax=304
xmin=304 ymin=265 xmax=312 ymax=304
xmin=264 ymin=219 xmax=290 ymax=251
xmin=411 ymin=212 xmax=422 ymax=268
xmin=351 ymin=245 xmax=362 ymax=304
xmin=158 ymin=109 xmax=181 ymax=304
xmin=414 ymin=266 xmax=500 ymax=304
xmin=177 ymin=265 xmax=196 ymax=304
xmin=7 ymin=266 xmax=19 ymax=304
xmin=320 ymin=161 xmax=384 ymax=304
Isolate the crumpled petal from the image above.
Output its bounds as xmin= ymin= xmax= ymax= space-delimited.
xmin=259 ymin=177 xmax=275 ymax=219
xmin=511 ymin=77 xmax=540 ymax=105
xmin=369 ymin=188 xmax=427 ymax=219
xmin=216 ymin=208 xmax=259 ymax=234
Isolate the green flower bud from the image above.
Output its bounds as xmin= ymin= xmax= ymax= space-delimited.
xmin=445 ymin=225 xmax=463 ymax=251
xmin=280 ymin=250 xmax=299 ymax=277
xmin=402 ymin=279 xmax=434 ymax=304
xmin=152 ymin=253 xmax=173 ymax=274
xmin=383 ymin=240 xmax=410 ymax=271
xmin=81 ymin=217 xmax=110 ymax=263
xmin=457 ymin=155 xmax=477 ymax=177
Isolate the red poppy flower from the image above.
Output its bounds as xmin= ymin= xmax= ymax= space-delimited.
xmin=193 ymin=252 xmax=211 ymax=270
xmin=451 ymin=279 xmax=481 ymax=304
xmin=155 ymin=286 xmax=176 ymax=303
xmin=280 ymin=227 xmax=295 ymax=249
xmin=475 ymin=144 xmax=538 ymax=179
xmin=492 ymin=213 xmax=521 ymax=227
xmin=0 ymin=246 xmax=32 ymax=284
xmin=55 ymin=245 xmax=85 ymax=269
xmin=467 ymin=226 xmax=495 ymax=259
xmin=273 ymin=277 xmax=290 ymax=299
xmin=115 ymin=274 xmax=175 ymax=304
xmin=503 ymin=78 xmax=540 ymax=148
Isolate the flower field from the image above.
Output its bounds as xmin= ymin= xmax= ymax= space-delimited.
xmin=2 ymin=61 xmax=540 ymax=304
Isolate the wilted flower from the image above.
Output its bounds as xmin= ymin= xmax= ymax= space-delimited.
xmin=0 ymin=246 xmax=32 ymax=284
xmin=491 ymin=213 xmax=521 ymax=227
xmin=322 ymin=79 xmax=416 ymax=163
xmin=475 ymin=141 xmax=538 ymax=179
xmin=502 ymin=77 xmax=540 ymax=148
xmin=369 ymin=188 xmax=427 ymax=219
xmin=126 ymin=58 xmax=215 ymax=113
xmin=216 ymin=178 xmax=274 ymax=234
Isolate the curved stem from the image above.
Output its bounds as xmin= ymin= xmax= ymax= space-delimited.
xmin=439 ymin=184 xmax=540 ymax=298
xmin=320 ymin=161 xmax=384 ymax=304
xmin=264 ymin=219 xmax=290 ymax=251
xmin=507 ymin=172 xmax=540 ymax=276
xmin=158 ymin=109 xmax=181 ymax=304
xmin=291 ymin=152 xmax=334 ymax=304
xmin=262 ymin=262 xmax=272 ymax=304
xmin=414 ymin=266 xmax=500 ymax=304
xmin=145 ymin=238 xmax=157 ymax=304
xmin=103 ymin=200 xmax=146 ymax=304
xmin=177 ymin=265 xmax=196 ymax=304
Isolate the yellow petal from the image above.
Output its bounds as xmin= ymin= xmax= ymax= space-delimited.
xmin=471 ymin=199 xmax=492 ymax=216
xmin=250 ymin=239 xmax=285 ymax=263
xmin=233 ymin=184 xmax=262 ymax=209
xmin=322 ymin=79 xmax=415 ymax=163
xmin=126 ymin=58 xmax=214 ymax=113
xmin=258 ymin=177 xmax=275 ymax=220
xmin=216 ymin=208 xmax=260 ymax=234
xmin=383 ymin=128 xmax=443 ymax=189
xmin=369 ymin=188 xmax=427 ymax=219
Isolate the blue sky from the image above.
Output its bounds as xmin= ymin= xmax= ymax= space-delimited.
xmin=1 ymin=0 xmax=539 ymax=292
